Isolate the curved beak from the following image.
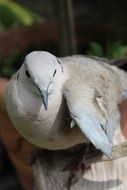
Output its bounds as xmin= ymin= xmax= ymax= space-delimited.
xmin=40 ymin=89 xmax=48 ymax=110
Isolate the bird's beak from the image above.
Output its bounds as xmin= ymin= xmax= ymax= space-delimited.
xmin=40 ymin=89 xmax=48 ymax=110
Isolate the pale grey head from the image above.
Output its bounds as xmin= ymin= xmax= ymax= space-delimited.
xmin=22 ymin=51 xmax=63 ymax=110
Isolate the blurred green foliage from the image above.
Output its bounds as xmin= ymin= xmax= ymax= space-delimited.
xmin=88 ymin=41 xmax=127 ymax=59
xmin=0 ymin=1 xmax=127 ymax=78
xmin=0 ymin=0 xmax=43 ymax=30
xmin=0 ymin=0 xmax=45 ymax=78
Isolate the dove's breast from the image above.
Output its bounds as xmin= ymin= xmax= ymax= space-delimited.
xmin=5 ymin=80 xmax=86 ymax=150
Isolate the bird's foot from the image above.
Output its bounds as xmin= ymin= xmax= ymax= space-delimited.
xmin=68 ymin=160 xmax=86 ymax=186
xmin=63 ymin=146 xmax=88 ymax=188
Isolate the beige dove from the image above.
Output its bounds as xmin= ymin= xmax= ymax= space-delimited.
xmin=4 ymin=51 xmax=127 ymax=156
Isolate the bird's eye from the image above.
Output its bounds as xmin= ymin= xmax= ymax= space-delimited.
xmin=17 ymin=72 xmax=19 ymax=80
xmin=53 ymin=69 xmax=57 ymax=77
xmin=25 ymin=70 xmax=30 ymax=78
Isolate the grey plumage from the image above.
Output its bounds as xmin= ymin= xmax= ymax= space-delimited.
xmin=5 ymin=51 xmax=127 ymax=156
xmin=62 ymin=56 xmax=127 ymax=156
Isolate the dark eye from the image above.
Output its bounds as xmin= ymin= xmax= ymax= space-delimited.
xmin=53 ymin=69 xmax=56 ymax=77
xmin=26 ymin=70 xmax=30 ymax=78
xmin=17 ymin=72 xmax=19 ymax=80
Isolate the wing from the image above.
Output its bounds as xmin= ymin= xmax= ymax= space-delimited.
xmin=63 ymin=89 xmax=112 ymax=157
xmin=74 ymin=114 xmax=112 ymax=157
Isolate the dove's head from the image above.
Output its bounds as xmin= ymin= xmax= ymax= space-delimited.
xmin=20 ymin=51 xmax=63 ymax=110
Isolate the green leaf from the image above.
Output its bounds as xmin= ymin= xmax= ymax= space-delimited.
xmin=88 ymin=42 xmax=103 ymax=57
xmin=112 ymin=46 xmax=127 ymax=59
xmin=0 ymin=0 xmax=44 ymax=29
